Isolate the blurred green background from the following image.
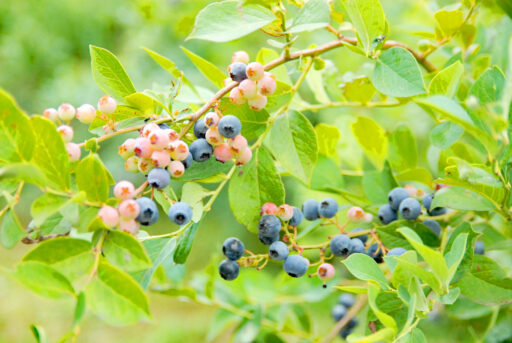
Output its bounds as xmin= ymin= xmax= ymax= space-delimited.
xmin=1 ymin=0 xmax=511 ymax=342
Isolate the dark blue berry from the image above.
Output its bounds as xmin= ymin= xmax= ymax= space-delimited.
xmin=319 ymin=198 xmax=338 ymax=218
xmin=219 ymin=259 xmax=239 ymax=280
xmin=423 ymin=193 xmax=447 ymax=216
xmin=388 ymin=187 xmax=410 ymax=210
xmin=229 ymin=62 xmax=247 ymax=82
xmin=302 ymin=199 xmax=320 ymax=220
xmin=222 ymin=237 xmax=245 ymax=260
xmin=474 ymin=241 xmax=485 ymax=255
xmin=182 ymin=153 xmax=193 ymax=169
xmin=218 ymin=115 xmax=242 ymax=139
xmin=367 ymin=243 xmax=383 ymax=263
xmin=258 ymin=214 xmax=281 ymax=237
xmin=350 ymin=238 xmax=365 ymax=254
xmin=193 ymin=119 xmax=208 ymax=139
xmin=168 ymin=202 xmax=193 ymax=225
xmin=135 ymin=197 xmax=159 ymax=226
xmin=387 ymin=247 xmax=407 ymax=256
xmin=189 ymin=138 xmax=213 ymax=162
xmin=339 ymin=293 xmax=356 ymax=308
xmin=423 ymin=219 xmax=441 ymax=236
xmin=258 ymin=231 xmax=279 ymax=245
xmin=289 ymin=207 xmax=303 ymax=227
xmin=331 ymin=304 xmax=348 ymax=321
xmin=283 ymin=254 xmax=309 ymax=278
xmin=351 ymin=227 xmax=368 ymax=243
xmin=268 ymin=241 xmax=289 ymax=261
xmin=147 ymin=168 xmax=170 ymax=189
xmin=378 ymin=204 xmax=397 ymax=224
xmin=399 ymin=198 xmax=421 ymax=220
xmin=330 ymin=234 xmax=352 ymax=257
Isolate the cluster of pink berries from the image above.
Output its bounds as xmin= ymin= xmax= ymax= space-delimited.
xmin=45 ymin=96 xmax=117 ymax=163
xmin=346 ymin=206 xmax=373 ymax=223
xmin=227 ymin=51 xmax=277 ymax=111
xmin=97 ymin=181 xmax=140 ymax=235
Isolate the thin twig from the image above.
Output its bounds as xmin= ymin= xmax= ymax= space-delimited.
xmin=322 ymin=295 xmax=368 ymax=343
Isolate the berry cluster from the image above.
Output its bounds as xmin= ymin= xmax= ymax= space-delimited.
xmin=227 ymin=51 xmax=277 ymax=111
xmin=331 ymin=293 xmax=359 ymax=339
xmin=46 ymin=95 xmax=117 ymax=162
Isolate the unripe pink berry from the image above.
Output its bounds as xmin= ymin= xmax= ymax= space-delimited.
xmin=238 ymin=79 xmax=258 ymax=99
xmin=168 ymin=160 xmax=185 ymax=178
xmin=141 ymin=122 xmax=159 ymax=137
xmin=248 ymin=93 xmax=267 ymax=111
xmin=138 ymin=158 xmax=152 ymax=174
xmin=347 ymin=206 xmax=372 ymax=223
xmin=114 ymin=180 xmax=135 ymax=200
xmin=163 ymin=128 xmax=178 ymax=142
xmin=260 ymin=202 xmax=278 ymax=216
xmin=229 ymin=87 xmax=246 ymax=105
xmin=169 ymin=140 xmax=189 ymax=161
xmin=125 ymin=156 xmax=139 ymax=172
xmin=148 ymin=129 xmax=170 ymax=149
xmin=76 ymin=104 xmax=97 ymax=124
xmin=206 ymin=127 xmax=223 ymax=146
xmin=57 ymin=125 xmax=74 ymax=142
xmin=118 ymin=199 xmax=140 ymax=219
xmin=58 ymin=103 xmax=76 ymax=121
xmin=151 ymin=150 xmax=171 ymax=168
xmin=232 ymin=50 xmax=250 ymax=64
xmin=317 ymin=263 xmax=335 ymax=283
xmin=98 ymin=96 xmax=117 ymax=114
xmin=235 ymin=147 xmax=252 ymax=165
xmin=43 ymin=108 xmax=58 ymax=121
xmin=214 ymin=143 xmax=233 ymax=163
xmin=246 ymin=62 xmax=264 ymax=81
xmin=258 ymin=74 xmax=277 ymax=96
xmin=118 ymin=138 xmax=137 ymax=159
xmin=229 ymin=134 xmax=248 ymax=154
xmin=204 ymin=112 xmax=220 ymax=127
xmin=277 ymin=204 xmax=294 ymax=221
xmin=66 ymin=143 xmax=81 ymax=162
xmin=134 ymin=137 xmax=153 ymax=159
xmin=98 ymin=205 xmax=119 ymax=228
xmin=119 ymin=219 xmax=139 ymax=235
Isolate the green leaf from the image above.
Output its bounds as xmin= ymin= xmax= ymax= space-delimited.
xmin=469 ymin=66 xmax=505 ymax=105
xmin=72 ymin=292 xmax=87 ymax=328
xmin=388 ymin=124 xmax=417 ymax=170
xmin=0 ymin=210 xmax=26 ymax=249
xmin=181 ymin=183 xmax=209 ymax=223
xmin=124 ymin=92 xmax=155 ymax=114
xmin=0 ymin=162 xmax=47 ymax=186
xmin=229 ymin=148 xmax=285 ymax=233
xmin=306 ymin=68 xmax=330 ymax=104
xmin=187 ymin=1 xmax=275 ymax=42
xmin=136 ymin=237 xmax=177 ymax=289
xmin=362 ymin=161 xmax=398 ymax=203
xmin=14 ymin=261 xmax=75 ymax=298
xmin=315 ymin=123 xmax=340 ymax=163
xmin=430 ymin=186 xmax=497 ymax=211
xmin=342 ymin=0 xmax=387 ymax=56
xmin=455 ymin=255 xmax=512 ymax=305
xmin=75 ymin=154 xmax=113 ymax=203
xmin=396 ymin=328 xmax=427 ymax=343
xmin=30 ymin=193 xmax=69 ymax=226
xmin=89 ymin=45 xmax=136 ymax=99
xmin=378 ymin=220 xmax=440 ymax=249
xmin=311 ymin=155 xmax=344 ymax=191
xmin=367 ymin=283 xmax=397 ymax=331
xmin=434 ymin=7 xmax=464 ymax=38
xmin=430 ymin=122 xmax=464 ymax=149
xmin=173 ymin=222 xmax=199 ymax=264
xmin=288 ymin=0 xmax=330 ymax=33
xmin=103 ymin=231 xmax=152 ymax=272
xmin=23 ymin=237 xmax=94 ymax=280
xmin=268 ymin=111 xmax=318 ymax=184
xmin=30 ymin=116 xmax=70 ymax=190
xmin=444 ymin=233 xmax=468 ymax=283
xmin=181 ymin=46 xmax=226 ymax=89
xmin=343 ymin=76 xmax=376 ymax=104
xmin=181 ymin=158 xmax=233 ymax=183
xmin=342 ymin=253 xmax=389 ymax=289
xmin=219 ymin=98 xmax=269 ymax=140
xmin=496 ymin=0 xmax=512 ymax=19
xmin=156 ymin=287 xmax=197 ymax=299
xmin=0 ymin=89 xmax=34 ymax=163
xmin=428 ymin=61 xmax=463 ymax=97
xmin=86 ymin=261 xmax=150 ymax=325
xmin=444 ymin=222 xmax=478 ymax=283
xmin=395 ymin=167 xmax=433 ymax=186
xmin=30 ymin=325 xmax=47 ymax=343
xmin=351 ymin=116 xmax=388 ymax=168
xmin=394 ymin=253 xmax=443 ymax=295
xmin=373 ymin=47 xmax=426 ymax=97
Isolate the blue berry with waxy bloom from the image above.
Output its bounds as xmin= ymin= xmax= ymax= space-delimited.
xmin=189 ymin=138 xmax=213 ymax=162
xmin=339 ymin=293 xmax=356 ymax=308
xmin=218 ymin=115 xmax=242 ymax=139
xmin=229 ymin=62 xmax=248 ymax=82
xmin=283 ymin=254 xmax=309 ymax=278
xmin=339 ymin=318 xmax=358 ymax=339
xmin=302 ymin=199 xmax=320 ymax=220
xmin=423 ymin=219 xmax=441 ymax=236
xmin=399 ymin=198 xmax=421 ymax=220
xmin=268 ymin=241 xmax=289 ymax=261
xmin=474 ymin=241 xmax=485 ymax=255
xmin=331 ymin=304 xmax=348 ymax=322
xmin=289 ymin=207 xmax=303 ymax=227
xmin=182 ymin=153 xmax=193 ymax=169
xmin=350 ymin=238 xmax=365 ymax=254
xmin=422 ymin=193 xmax=447 ymax=216
xmin=168 ymin=202 xmax=193 ymax=225
xmin=147 ymin=168 xmax=170 ymax=189
xmin=219 ymin=259 xmax=240 ymax=281
xmin=367 ymin=243 xmax=383 ymax=263
xmin=378 ymin=204 xmax=398 ymax=224
xmin=135 ymin=197 xmax=159 ymax=226
xmin=351 ymin=227 xmax=368 ymax=243
xmin=258 ymin=231 xmax=279 ymax=245
xmin=388 ymin=187 xmax=410 ymax=210
xmin=319 ymin=198 xmax=338 ymax=218
xmin=193 ymin=118 xmax=208 ymax=139
xmin=222 ymin=237 xmax=245 ymax=261
xmin=258 ymin=214 xmax=281 ymax=237
xmin=387 ymin=247 xmax=407 ymax=256
xmin=330 ymin=234 xmax=352 ymax=257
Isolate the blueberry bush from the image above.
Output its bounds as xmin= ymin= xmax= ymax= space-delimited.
xmin=1 ymin=0 xmax=512 ymax=341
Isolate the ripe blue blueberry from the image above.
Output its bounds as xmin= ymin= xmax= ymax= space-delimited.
xmin=222 ymin=237 xmax=245 ymax=260
xmin=289 ymin=207 xmax=303 ymax=227
xmin=367 ymin=243 xmax=383 ymax=263
xmin=135 ymin=197 xmax=159 ymax=226
xmin=258 ymin=231 xmax=279 ymax=245
xmin=331 ymin=304 xmax=347 ymax=322
xmin=182 ymin=153 xmax=193 ymax=169
xmin=339 ymin=318 xmax=358 ymax=338
xmin=387 ymin=247 xmax=407 ymax=256
xmin=193 ymin=118 xmax=208 ymax=139
xmin=158 ymin=123 xmax=170 ymax=130
xmin=378 ymin=204 xmax=397 ymax=224
xmin=218 ymin=115 xmax=242 ymax=139
xmin=422 ymin=193 xmax=447 ymax=216
xmin=330 ymin=234 xmax=352 ymax=257
xmin=258 ymin=214 xmax=281 ymax=237
xmin=229 ymin=62 xmax=248 ymax=82
xmin=388 ymin=187 xmax=410 ymax=210
xmin=474 ymin=241 xmax=485 ymax=255
xmin=339 ymin=293 xmax=356 ymax=308
xmin=189 ymin=138 xmax=213 ymax=162
xmin=147 ymin=168 xmax=170 ymax=189
xmin=319 ymin=198 xmax=338 ymax=218
xmin=283 ymin=254 xmax=309 ymax=278
xmin=219 ymin=259 xmax=240 ymax=281
xmin=423 ymin=219 xmax=441 ymax=236
xmin=399 ymin=198 xmax=421 ymax=220
xmin=351 ymin=227 xmax=368 ymax=243
xmin=350 ymin=238 xmax=365 ymax=254
xmin=168 ymin=202 xmax=193 ymax=225
xmin=302 ymin=199 xmax=320 ymax=220
xmin=268 ymin=241 xmax=289 ymax=261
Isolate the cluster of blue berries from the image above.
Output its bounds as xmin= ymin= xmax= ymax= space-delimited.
xmin=332 ymin=293 xmax=358 ymax=339
xmin=219 ymin=237 xmax=245 ymax=280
